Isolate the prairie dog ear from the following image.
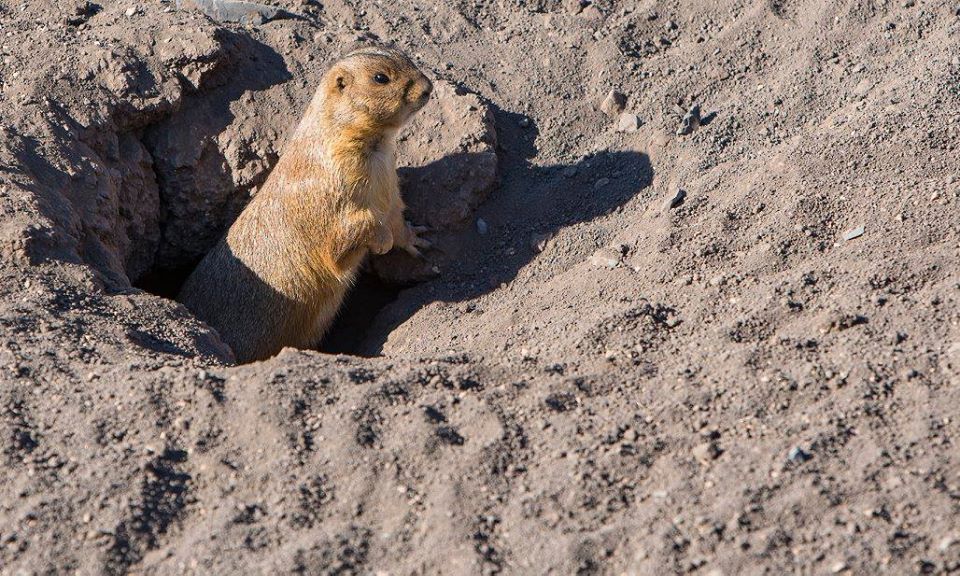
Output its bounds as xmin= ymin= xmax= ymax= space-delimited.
xmin=335 ymin=70 xmax=353 ymax=93
xmin=326 ymin=67 xmax=353 ymax=97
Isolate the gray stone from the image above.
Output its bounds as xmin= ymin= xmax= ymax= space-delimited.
xmin=589 ymin=248 xmax=621 ymax=269
xmin=663 ymin=189 xmax=687 ymax=211
xmin=787 ymin=446 xmax=813 ymax=463
xmin=842 ymin=225 xmax=865 ymax=241
xmin=175 ymin=0 xmax=284 ymax=25
xmin=692 ymin=442 xmax=722 ymax=462
xmin=530 ymin=233 xmax=550 ymax=253
xmin=677 ymin=103 xmax=702 ymax=136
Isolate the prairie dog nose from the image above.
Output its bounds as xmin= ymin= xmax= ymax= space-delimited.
xmin=409 ymin=75 xmax=433 ymax=103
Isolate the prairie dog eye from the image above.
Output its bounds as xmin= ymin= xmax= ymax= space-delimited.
xmin=373 ymin=73 xmax=390 ymax=84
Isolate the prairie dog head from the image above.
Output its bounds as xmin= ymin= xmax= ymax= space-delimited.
xmin=322 ymin=45 xmax=433 ymax=136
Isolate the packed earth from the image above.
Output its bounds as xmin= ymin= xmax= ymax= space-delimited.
xmin=1 ymin=0 xmax=959 ymax=574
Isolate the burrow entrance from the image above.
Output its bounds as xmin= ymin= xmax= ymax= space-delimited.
xmin=8 ymin=17 xmax=510 ymax=363
xmin=118 ymin=82 xmax=499 ymax=361
xmin=41 ymin=33 xmax=499 ymax=363
xmin=134 ymin=255 xmax=405 ymax=359
xmin=89 ymin=118 xmax=414 ymax=359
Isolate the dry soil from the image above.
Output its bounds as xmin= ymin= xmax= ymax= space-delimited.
xmin=1 ymin=0 xmax=959 ymax=575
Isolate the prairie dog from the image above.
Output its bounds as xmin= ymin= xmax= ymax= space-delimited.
xmin=178 ymin=45 xmax=433 ymax=363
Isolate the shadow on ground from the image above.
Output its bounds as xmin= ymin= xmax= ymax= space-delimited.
xmin=323 ymin=108 xmax=654 ymax=355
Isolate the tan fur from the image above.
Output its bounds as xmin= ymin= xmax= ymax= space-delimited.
xmin=178 ymin=46 xmax=433 ymax=363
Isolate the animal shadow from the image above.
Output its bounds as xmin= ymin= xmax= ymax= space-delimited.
xmin=324 ymin=108 xmax=655 ymax=355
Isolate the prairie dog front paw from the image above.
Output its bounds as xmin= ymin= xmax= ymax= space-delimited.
xmin=396 ymin=223 xmax=432 ymax=258
xmin=369 ymin=224 xmax=394 ymax=255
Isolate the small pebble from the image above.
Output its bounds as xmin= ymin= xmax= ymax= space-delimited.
xmin=663 ymin=189 xmax=687 ymax=211
xmin=787 ymin=446 xmax=813 ymax=463
xmin=938 ymin=536 xmax=955 ymax=552
xmin=617 ymin=113 xmax=642 ymax=133
xmin=476 ymin=218 xmax=488 ymax=235
xmin=563 ymin=0 xmax=586 ymax=14
xmin=692 ymin=442 xmax=722 ymax=462
xmin=677 ymin=104 xmax=702 ymax=135
xmin=842 ymin=225 xmax=865 ymax=241
xmin=600 ymin=90 xmax=627 ymax=117
xmin=530 ymin=233 xmax=550 ymax=253
xmin=589 ymin=248 xmax=621 ymax=269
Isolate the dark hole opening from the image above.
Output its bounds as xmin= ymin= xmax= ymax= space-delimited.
xmin=135 ymin=262 xmax=403 ymax=361
xmin=135 ymin=264 xmax=198 ymax=301
xmin=318 ymin=272 xmax=402 ymax=357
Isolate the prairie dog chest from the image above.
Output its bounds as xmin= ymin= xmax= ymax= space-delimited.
xmin=366 ymin=139 xmax=399 ymax=213
xmin=369 ymin=147 xmax=397 ymax=190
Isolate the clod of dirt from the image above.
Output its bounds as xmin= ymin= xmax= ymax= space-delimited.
xmin=588 ymin=247 xmax=622 ymax=269
xmin=64 ymin=1 xmax=99 ymax=25
xmin=563 ymin=0 xmax=587 ymax=15
xmin=599 ymin=90 xmax=627 ymax=117
xmin=692 ymin=441 xmax=723 ymax=463
xmin=580 ymin=5 xmax=605 ymax=23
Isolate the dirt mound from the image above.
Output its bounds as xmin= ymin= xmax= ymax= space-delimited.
xmin=1 ymin=0 xmax=959 ymax=574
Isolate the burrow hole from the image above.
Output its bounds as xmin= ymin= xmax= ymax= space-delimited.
xmin=135 ymin=257 xmax=403 ymax=358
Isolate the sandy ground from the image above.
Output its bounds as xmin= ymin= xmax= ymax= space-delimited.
xmin=1 ymin=0 xmax=959 ymax=574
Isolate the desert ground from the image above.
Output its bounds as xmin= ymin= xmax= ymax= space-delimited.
xmin=0 ymin=0 xmax=959 ymax=574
